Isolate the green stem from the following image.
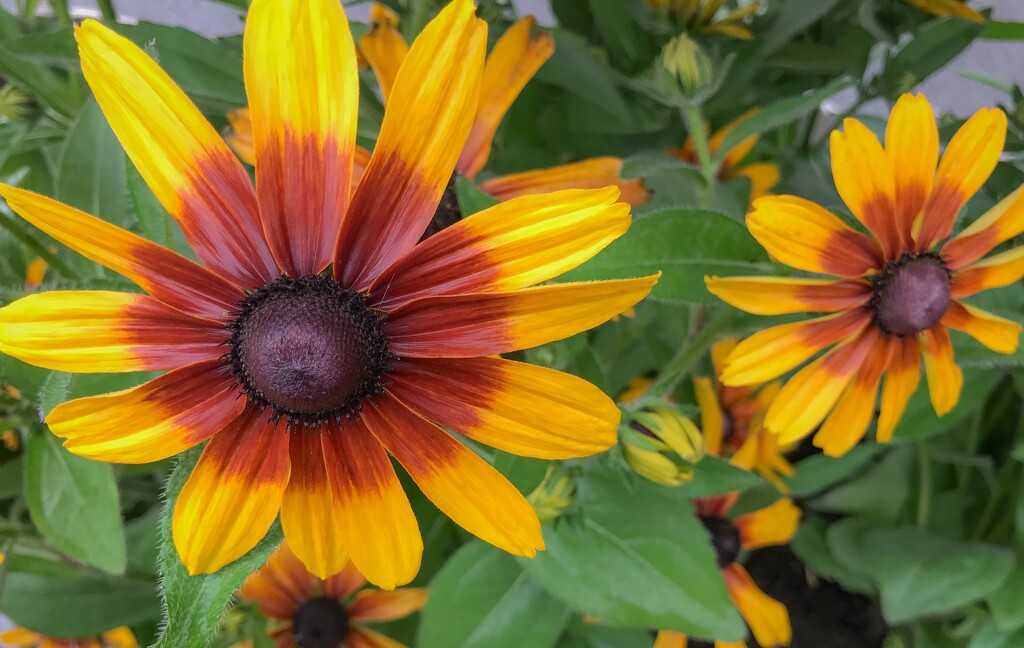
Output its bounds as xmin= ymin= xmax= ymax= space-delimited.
xmin=49 ymin=0 xmax=73 ymax=24
xmin=649 ymin=308 xmax=732 ymax=398
xmin=915 ymin=440 xmax=932 ymax=528
xmin=957 ymin=409 xmax=984 ymax=489
xmin=0 ymin=212 xmax=77 ymax=281
xmin=96 ymin=0 xmax=117 ymax=21
xmin=680 ymin=102 xmax=717 ymax=209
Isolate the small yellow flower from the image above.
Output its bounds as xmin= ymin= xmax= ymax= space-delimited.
xmin=622 ymin=407 xmax=705 ymax=487
xmin=528 ymin=466 xmax=576 ymax=522
xmin=649 ymin=0 xmax=762 ymax=41
xmin=661 ymin=34 xmax=714 ymax=95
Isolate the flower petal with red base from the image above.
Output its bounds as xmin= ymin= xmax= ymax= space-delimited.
xmin=322 ymin=561 xmax=367 ymax=600
xmin=747 ymin=196 xmax=883 ymax=277
xmin=47 ymin=360 xmax=242 ymax=463
xmin=885 ymin=94 xmax=938 ymax=245
xmin=0 ymin=291 xmax=226 ymax=373
xmin=917 ymin=107 xmax=1007 ymax=250
xmin=877 ymin=336 xmax=921 ymax=443
xmin=172 ymin=411 xmax=290 ymax=575
xmin=238 ymin=541 xmax=318 ymax=620
xmin=348 ymin=627 xmax=407 ymax=648
xmin=0 ymin=184 xmax=242 ymax=321
xmin=920 ymin=325 xmax=963 ymax=416
xmin=720 ymin=309 xmax=871 ymax=386
xmin=75 ymin=20 xmax=276 ymax=288
xmin=951 ymin=246 xmax=1024 ymax=297
xmin=724 ymin=564 xmax=791 ymax=648
xmin=735 ymin=498 xmax=801 ymax=549
xmin=941 ymin=301 xmax=1021 ymax=354
xmin=363 ymin=396 xmax=543 ymax=558
xmin=386 ymin=356 xmax=619 ymax=460
xmin=334 ymin=0 xmax=486 ymax=290
xmin=942 ymin=185 xmax=1024 ymax=270
xmin=320 ymin=418 xmax=422 ymax=590
xmin=370 ymin=187 xmax=629 ymax=309
xmin=386 ymin=275 xmax=658 ymax=358
xmin=349 ymin=588 xmax=429 ymax=623
xmin=244 ymin=0 xmax=358 ymax=276
xmin=705 ymin=276 xmax=871 ymax=315
xmin=479 ymin=157 xmax=648 ymax=206
xmin=458 ymin=17 xmax=554 ymax=178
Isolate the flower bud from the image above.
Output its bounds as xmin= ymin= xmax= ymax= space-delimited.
xmin=622 ymin=408 xmax=705 ymax=486
xmin=661 ymin=34 xmax=714 ymax=96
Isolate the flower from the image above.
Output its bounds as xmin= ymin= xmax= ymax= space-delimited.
xmin=238 ymin=540 xmax=426 ymax=648
xmin=648 ymin=0 xmax=762 ymax=41
xmin=0 ymin=0 xmax=657 ymax=586
xmin=671 ymin=109 xmax=781 ymax=202
xmin=694 ymin=339 xmax=793 ymax=491
xmin=0 ymin=626 xmax=136 ymax=648
xmin=656 ymin=495 xmax=799 ymax=647
xmin=621 ymin=407 xmax=705 ymax=486
xmin=706 ymin=93 xmax=1024 ymax=456
xmin=902 ymin=0 xmax=986 ymax=23
xmin=227 ymin=4 xmax=647 ymax=220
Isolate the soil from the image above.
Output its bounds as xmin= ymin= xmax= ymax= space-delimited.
xmin=743 ymin=546 xmax=888 ymax=648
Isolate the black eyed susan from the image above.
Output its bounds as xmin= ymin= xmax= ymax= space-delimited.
xmin=694 ymin=339 xmax=794 ymax=491
xmin=656 ymin=494 xmax=800 ymax=648
xmin=228 ymin=3 xmax=648 ymax=214
xmin=238 ymin=540 xmax=426 ymax=648
xmin=707 ymin=94 xmax=1024 ymax=457
xmin=0 ymin=0 xmax=657 ymax=587
xmin=902 ymin=0 xmax=986 ymax=23
xmin=648 ymin=0 xmax=762 ymax=41
xmin=0 ymin=627 xmax=136 ymax=648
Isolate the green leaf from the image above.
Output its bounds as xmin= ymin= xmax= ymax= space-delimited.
xmin=419 ymin=541 xmax=569 ymax=648
xmin=525 ymin=462 xmax=744 ymax=640
xmin=792 ymin=516 xmax=873 ymax=594
xmin=153 ymin=446 xmax=283 ymax=648
xmin=892 ymin=368 xmax=1001 ymax=440
xmin=712 ymin=76 xmax=853 ymax=166
xmin=587 ymin=0 xmax=652 ymax=71
xmin=674 ymin=455 xmax=761 ymax=499
xmin=534 ymin=30 xmax=631 ymax=122
xmin=814 ymin=447 xmax=913 ymax=523
xmin=559 ymin=208 xmax=770 ymax=304
xmin=881 ymin=16 xmax=984 ymax=95
xmin=36 ymin=370 xmax=71 ymax=420
xmin=861 ymin=527 xmax=1014 ymax=624
xmin=989 ymin=555 xmax=1024 ymax=631
xmin=56 ymin=98 xmax=129 ymax=230
xmin=493 ymin=451 xmax=548 ymax=495
xmin=455 ymin=175 xmax=500 ymax=216
xmin=0 ymin=568 xmax=160 ymax=637
xmin=980 ymin=20 xmax=1024 ymax=41
xmin=0 ymin=9 xmax=81 ymax=117
xmin=785 ymin=444 xmax=885 ymax=497
xmin=127 ymin=158 xmax=174 ymax=249
xmin=761 ymin=0 xmax=845 ymax=54
xmin=24 ymin=432 xmax=127 ymax=574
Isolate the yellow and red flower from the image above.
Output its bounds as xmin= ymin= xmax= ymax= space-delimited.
xmin=655 ymin=495 xmax=799 ymax=647
xmin=647 ymin=0 xmax=762 ymax=41
xmin=671 ymin=109 xmax=781 ymax=203
xmin=707 ymin=93 xmax=1024 ymax=456
xmin=238 ymin=540 xmax=426 ymax=648
xmin=0 ymin=626 xmax=136 ymax=648
xmin=0 ymin=0 xmax=656 ymax=586
xmin=902 ymin=0 xmax=986 ymax=23
xmin=229 ymin=4 xmax=647 ymax=210
xmin=694 ymin=339 xmax=793 ymax=490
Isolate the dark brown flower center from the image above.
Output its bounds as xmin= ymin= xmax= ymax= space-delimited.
xmin=292 ymin=597 xmax=348 ymax=648
xmin=421 ymin=174 xmax=463 ymax=241
xmin=700 ymin=515 xmax=741 ymax=568
xmin=870 ymin=253 xmax=951 ymax=336
xmin=227 ymin=274 xmax=389 ymax=428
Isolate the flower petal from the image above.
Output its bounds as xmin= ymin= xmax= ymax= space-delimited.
xmin=652 ymin=631 xmax=686 ymax=648
xmin=877 ymin=336 xmax=921 ymax=443
xmin=386 ymin=356 xmax=619 ymax=460
xmin=705 ymin=276 xmax=871 ymax=315
xmin=941 ymin=300 xmax=1021 ymax=354
xmin=320 ymin=418 xmax=422 ymax=590
xmin=385 ymin=276 xmax=658 ymax=358
xmin=479 ymin=157 xmax=649 ymax=206
xmin=348 ymin=627 xmax=406 ymax=648
xmin=830 ymin=118 xmax=900 ymax=258
xmin=920 ymin=325 xmax=963 ymax=416
xmin=369 ymin=187 xmax=629 ymax=309
xmin=359 ymin=4 xmax=409 ymax=103
xmin=0 ymin=291 xmax=226 ymax=373
xmin=951 ymin=246 xmax=1024 ymax=298
xmin=0 ymin=628 xmax=43 ymax=646
xmin=280 ymin=431 xmax=350 ymax=579
xmin=244 ymin=0 xmax=358 ymax=276
xmin=0 ymin=184 xmax=242 ymax=321
xmin=47 ymin=360 xmax=242 ymax=463
xmin=75 ymin=20 xmax=276 ymax=288
xmin=333 ymin=0 xmax=486 ymax=289
xmin=917 ymin=107 xmax=1007 ymax=250
xmin=735 ymin=498 xmax=801 ymax=549
xmin=885 ymin=94 xmax=938 ymax=246
xmin=732 ymin=162 xmax=780 ymax=202
xmin=813 ymin=335 xmax=894 ymax=456
xmin=349 ymin=588 xmax=428 ymax=623
xmin=226 ymin=108 xmax=256 ymax=165
xmin=764 ymin=326 xmax=880 ymax=445
xmin=720 ymin=309 xmax=871 ymax=386
xmin=942 ymin=185 xmax=1024 ymax=269
xmin=724 ymin=564 xmax=791 ymax=648
xmin=363 ymin=396 xmax=543 ymax=558
xmin=322 ymin=560 xmax=367 ymax=600
xmin=747 ymin=196 xmax=883 ymax=277
xmin=458 ymin=17 xmax=554 ymax=178
xmin=693 ymin=376 xmax=725 ymax=456
xmin=238 ymin=541 xmax=318 ymax=620
xmin=172 ymin=411 xmax=290 ymax=575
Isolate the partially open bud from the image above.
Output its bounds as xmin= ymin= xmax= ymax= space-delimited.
xmin=622 ymin=407 xmax=705 ymax=487
xmin=661 ymin=34 xmax=714 ymax=96
xmin=528 ymin=466 xmax=575 ymax=522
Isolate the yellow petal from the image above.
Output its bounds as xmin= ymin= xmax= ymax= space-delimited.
xmin=735 ymin=498 xmax=801 ymax=549
xmin=885 ymin=94 xmax=938 ymax=244
xmin=359 ymin=5 xmax=409 ymax=103
xmin=941 ymin=301 xmax=1021 ymax=354
xmin=706 ymin=276 xmax=871 ymax=315
xmin=920 ymin=325 xmax=963 ymax=416
xmin=479 ymin=157 xmax=649 ymax=206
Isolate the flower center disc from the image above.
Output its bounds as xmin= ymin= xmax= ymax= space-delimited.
xmin=700 ymin=515 xmax=741 ymax=568
xmin=871 ymin=254 xmax=951 ymax=336
xmin=228 ymin=275 xmax=389 ymax=426
xmin=292 ymin=597 xmax=349 ymax=648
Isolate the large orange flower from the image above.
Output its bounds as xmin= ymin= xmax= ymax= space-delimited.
xmin=239 ymin=541 xmax=426 ymax=648
xmin=707 ymin=93 xmax=1023 ymax=456
xmin=0 ymin=627 xmax=136 ymax=648
xmin=0 ymin=0 xmax=656 ymax=587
